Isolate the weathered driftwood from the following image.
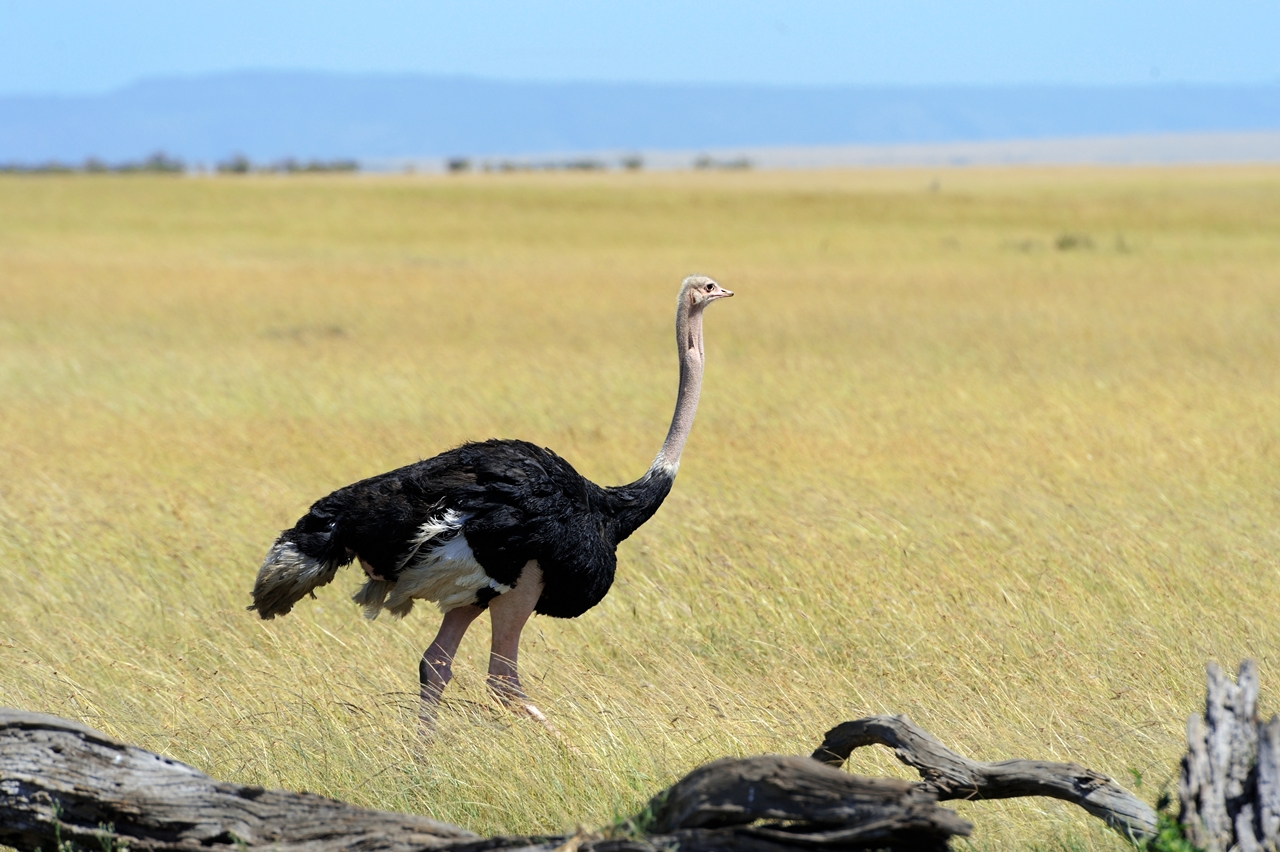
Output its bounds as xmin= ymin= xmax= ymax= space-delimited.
xmin=811 ymin=713 xmax=1157 ymax=841
xmin=1179 ymin=660 xmax=1280 ymax=852
xmin=0 ymin=708 xmax=970 ymax=852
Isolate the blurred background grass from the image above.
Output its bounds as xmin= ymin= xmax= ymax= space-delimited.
xmin=1 ymin=167 xmax=1278 ymax=850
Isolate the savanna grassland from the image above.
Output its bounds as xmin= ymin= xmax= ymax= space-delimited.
xmin=1 ymin=167 xmax=1278 ymax=850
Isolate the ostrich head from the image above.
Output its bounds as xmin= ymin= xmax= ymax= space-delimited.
xmin=648 ymin=273 xmax=732 ymax=479
xmin=681 ymin=275 xmax=734 ymax=310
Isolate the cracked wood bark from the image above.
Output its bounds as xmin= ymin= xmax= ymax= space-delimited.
xmin=1178 ymin=660 xmax=1280 ymax=852
xmin=0 ymin=708 xmax=971 ymax=852
xmin=645 ymin=754 xmax=972 ymax=850
xmin=810 ymin=713 xmax=1157 ymax=841
xmin=0 ymin=710 xmax=478 ymax=852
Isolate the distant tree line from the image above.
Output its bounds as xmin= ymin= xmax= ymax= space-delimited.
xmin=0 ymin=151 xmax=360 ymax=175
xmin=445 ymin=154 xmax=634 ymax=172
xmin=443 ymin=153 xmax=751 ymax=173
xmin=692 ymin=154 xmax=752 ymax=170
xmin=2 ymin=149 xmax=755 ymax=175
xmin=0 ymin=151 xmax=184 ymax=174
xmin=214 ymin=154 xmax=359 ymax=174
xmin=445 ymin=154 xmax=642 ymax=173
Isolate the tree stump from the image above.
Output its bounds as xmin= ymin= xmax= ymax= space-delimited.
xmin=1178 ymin=660 xmax=1280 ymax=852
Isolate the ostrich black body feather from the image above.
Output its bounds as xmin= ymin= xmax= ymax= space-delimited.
xmin=270 ymin=439 xmax=673 ymax=619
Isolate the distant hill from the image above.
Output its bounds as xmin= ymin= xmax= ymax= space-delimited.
xmin=2 ymin=72 xmax=1279 ymax=165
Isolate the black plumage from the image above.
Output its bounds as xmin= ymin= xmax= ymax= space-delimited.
xmin=268 ymin=438 xmax=673 ymax=619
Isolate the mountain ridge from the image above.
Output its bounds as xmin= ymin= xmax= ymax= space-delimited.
xmin=3 ymin=71 xmax=1278 ymax=163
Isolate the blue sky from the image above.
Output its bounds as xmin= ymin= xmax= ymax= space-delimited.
xmin=2 ymin=1 xmax=1279 ymax=96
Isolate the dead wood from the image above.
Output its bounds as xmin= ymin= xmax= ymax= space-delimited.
xmin=810 ymin=713 xmax=1157 ymax=841
xmin=1178 ymin=660 xmax=1280 ymax=852
xmin=0 ymin=708 xmax=970 ymax=852
xmin=0 ymin=709 xmax=478 ymax=852
xmin=644 ymin=754 xmax=971 ymax=849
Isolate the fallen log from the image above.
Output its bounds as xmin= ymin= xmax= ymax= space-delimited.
xmin=810 ymin=713 xmax=1157 ymax=841
xmin=643 ymin=754 xmax=972 ymax=847
xmin=0 ymin=708 xmax=970 ymax=852
xmin=0 ymin=710 xmax=477 ymax=852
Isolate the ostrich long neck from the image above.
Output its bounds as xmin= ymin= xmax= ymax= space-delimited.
xmin=601 ymin=292 xmax=707 ymax=544
xmin=654 ymin=299 xmax=705 ymax=476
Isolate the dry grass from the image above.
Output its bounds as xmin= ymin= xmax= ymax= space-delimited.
xmin=2 ymin=166 xmax=1279 ymax=850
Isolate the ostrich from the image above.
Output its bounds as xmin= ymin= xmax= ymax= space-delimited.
xmin=250 ymin=275 xmax=733 ymax=726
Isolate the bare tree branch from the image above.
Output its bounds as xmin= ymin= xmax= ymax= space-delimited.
xmin=810 ymin=714 xmax=1156 ymax=841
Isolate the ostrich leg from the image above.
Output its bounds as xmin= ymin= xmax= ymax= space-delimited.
xmin=486 ymin=561 xmax=550 ymax=723
xmin=419 ymin=604 xmax=482 ymax=733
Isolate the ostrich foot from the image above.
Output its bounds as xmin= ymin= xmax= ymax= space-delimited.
xmin=486 ymin=672 xmax=534 ymax=709
xmin=417 ymin=661 xmax=452 ymax=739
xmin=418 ymin=714 xmax=438 ymax=739
xmin=418 ymin=689 xmax=443 ymax=739
xmin=487 ymin=674 xmax=562 ymax=738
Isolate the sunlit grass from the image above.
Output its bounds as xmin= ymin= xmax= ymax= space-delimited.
xmin=2 ymin=167 xmax=1279 ymax=850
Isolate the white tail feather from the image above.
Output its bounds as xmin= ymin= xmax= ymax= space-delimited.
xmin=252 ymin=538 xmax=340 ymax=618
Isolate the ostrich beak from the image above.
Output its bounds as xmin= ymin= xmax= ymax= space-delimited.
xmin=709 ymin=285 xmax=734 ymax=301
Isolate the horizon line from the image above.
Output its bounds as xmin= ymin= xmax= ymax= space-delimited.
xmin=5 ymin=69 xmax=1280 ymax=99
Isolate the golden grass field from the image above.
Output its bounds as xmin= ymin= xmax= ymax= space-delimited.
xmin=1 ymin=166 xmax=1278 ymax=850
